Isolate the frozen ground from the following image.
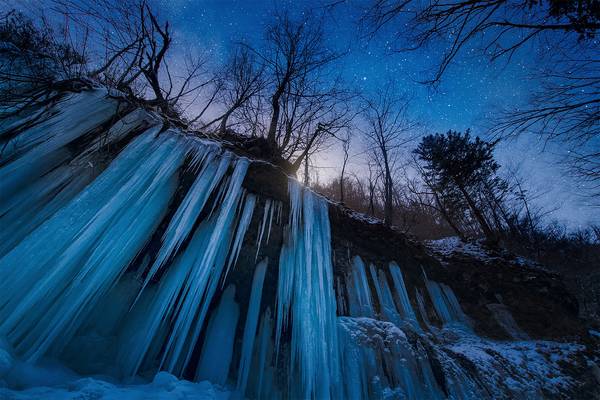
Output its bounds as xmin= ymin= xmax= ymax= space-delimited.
xmin=0 ymin=338 xmax=230 ymax=400
xmin=426 ymin=236 xmax=539 ymax=268
xmin=0 ymin=372 xmax=229 ymax=400
xmin=441 ymin=329 xmax=585 ymax=397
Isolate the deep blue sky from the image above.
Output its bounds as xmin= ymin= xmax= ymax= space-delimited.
xmin=150 ymin=0 xmax=597 ymax=228
xmin=6 ymin=0 xmax=597 ymax=228
xmin=154 ymin=0 xmax=533 ymax=132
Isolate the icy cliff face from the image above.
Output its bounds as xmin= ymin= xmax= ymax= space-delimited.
xmin=0 ymin=87 xmax=597 ymax=399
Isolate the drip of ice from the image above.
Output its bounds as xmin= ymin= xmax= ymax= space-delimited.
xmin=389 ymin=262 xmax=421 ymax=330
xmin=275 ymin=180 xmax=341 ymax=399
xmin=346 ymin=256 xmax=375 ymax=317
xmin=196 ymin=285 xmax=240 ymax=386
xmin=423 ymin=270 xmax=471 ymax=330
xmin=236 ymin=258 xmax=268 ymax=395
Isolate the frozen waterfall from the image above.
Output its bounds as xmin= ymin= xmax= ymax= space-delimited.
xmin=0 ymin=88 xmax=583 ymax=400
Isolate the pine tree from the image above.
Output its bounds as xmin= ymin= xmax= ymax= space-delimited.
xmin=414 ymin=130 xmax=499 ymax=241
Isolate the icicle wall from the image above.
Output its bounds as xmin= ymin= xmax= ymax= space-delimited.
xmin=0 ymin=88 xmax=590 ymax=399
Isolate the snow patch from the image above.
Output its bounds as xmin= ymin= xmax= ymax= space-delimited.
xmin=443 ymin=330 xmax=585 ymax=397
xmin=0 ymin=372 xmax=230 ymax=400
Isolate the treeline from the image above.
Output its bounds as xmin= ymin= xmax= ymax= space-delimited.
xmin=316 ymin=130 xmax=599 ymax=242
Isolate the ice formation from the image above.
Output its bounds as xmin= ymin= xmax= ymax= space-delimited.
xmin=236 ymin=259 xmax=268 ymax=394
xmin=196 ymin=285 xmax=240 ymax=385
xmin=275 ymin=181 xmax=341 ymax=399
xmin=0 ymin=88 xmax=587 ymax=399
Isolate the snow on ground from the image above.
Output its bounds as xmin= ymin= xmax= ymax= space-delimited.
xmin=426 ymin=236 xmax=540 ymax=268
xmin=344 ymin=208 xmax=384 ymax=225
xmin=0 ymin=338 xmax=231 ymax=400
xmin=441 ymin=329 xmax=585 ymax=397
xmin=426 ymin=236 xmax=490 ymax=259
xmin=0 ymin=372 xmax=230 ymax=400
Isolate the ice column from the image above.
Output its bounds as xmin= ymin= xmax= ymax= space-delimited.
xmin=346 ymin=256 xmax=375 ymax=317
xmin=423 ymin=271 xmax=471 ymax=330
xmin=118 ymin=158 xmax=252 ymax=377
xmin=236 ymin=258 xmax=268 ymax=395
xmin=195 ymin=285 xmax=240 ymax=385
xmin=389 ymin=262 xmax=420 ymax=330
xmin=275 ymin=181 xmax=340 ymax=399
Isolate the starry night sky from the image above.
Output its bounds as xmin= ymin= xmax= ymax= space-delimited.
xmin=150 ymin=0 xmax=597 ymax=228
xmin=6 ymin=0 xmax=598 ymax=228
xmin=153 ymin=0 xmax=534 ymax=131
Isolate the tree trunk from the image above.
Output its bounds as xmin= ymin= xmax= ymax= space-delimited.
xmin=456 ymin=183 xmax=495 ymax=241
xmin=431 ymin=189 xmax=465 ymax=240
xmin=267 ymin=90 xmax=282 ymax=146
xmin=303 ymin=155 xmax=310 ymax=186
xmin=382 ymin=149 xmax=393 ymax=226
xmin=219 ymin=109 xmax=234 ymax=134
xmin=340 ymin=160 xmax=347 ymax=203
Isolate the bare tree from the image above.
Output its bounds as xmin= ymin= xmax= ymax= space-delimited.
xmin=286 ymin=87 xmax=355 ymax=173
xmin=339 ymin=131 xmax=351 ymax=203
xmin=245 ymin=11 xmax=342 ymax=149
xmin=362 ymin=0 xmax=599 ymax=85
xmin=201 ymin=46 xmax=265 ymax=133
xmin=361 ymin=86 xmax=417 ymax=225
xmin=0 ymin=10 xmax=91 ymax=116
xmin=492 ymin=48 xmax=600 ymax=198
xmin=28 ymin=0 xmax=220 ymax=123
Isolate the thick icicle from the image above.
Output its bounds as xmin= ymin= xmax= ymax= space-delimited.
xmin=236 ymin=258 xmax=268 ymax=395
xmin=224 ymin=192 xmax=257 ymax=280
xmin=0 ymin=108 xmax=159 ymax=258
xmin=119 ymin=166 xmax=253 ymax=378
xmin=140 ymin=151 xmax=233 ymax=289
xmin=0 ymin=90 xmax=119 ymax=198
xmin=248 ymin=308 xmax=276 ymax=399
xmin=368 ymin=264 xmax=402 ymax=326
xmin=159 ymin=158 xmax=250 ymax=374
xmin=423 ymin=270 xmax=471 ymax=329
xmin=275 ymin=181 xmax=340 ymax=399
xmin=195 ymin=285 xmax=240 ymax=385
xmin=0 ymin=130 xmax=185 ymax=361
xmin=346 ymin=256 xmax=375 ymax=318
xmin=255 ymin=199 xmax=272 ymax=260
xmin=389 ymin=262 xmax=420 ymax=330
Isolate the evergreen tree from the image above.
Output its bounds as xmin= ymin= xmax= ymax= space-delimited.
xmin=414 ymin=130 xmax=499 ymax=240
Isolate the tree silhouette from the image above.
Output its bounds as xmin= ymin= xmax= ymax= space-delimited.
xmin=414 ymin=130 xmax=500 ymax=240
